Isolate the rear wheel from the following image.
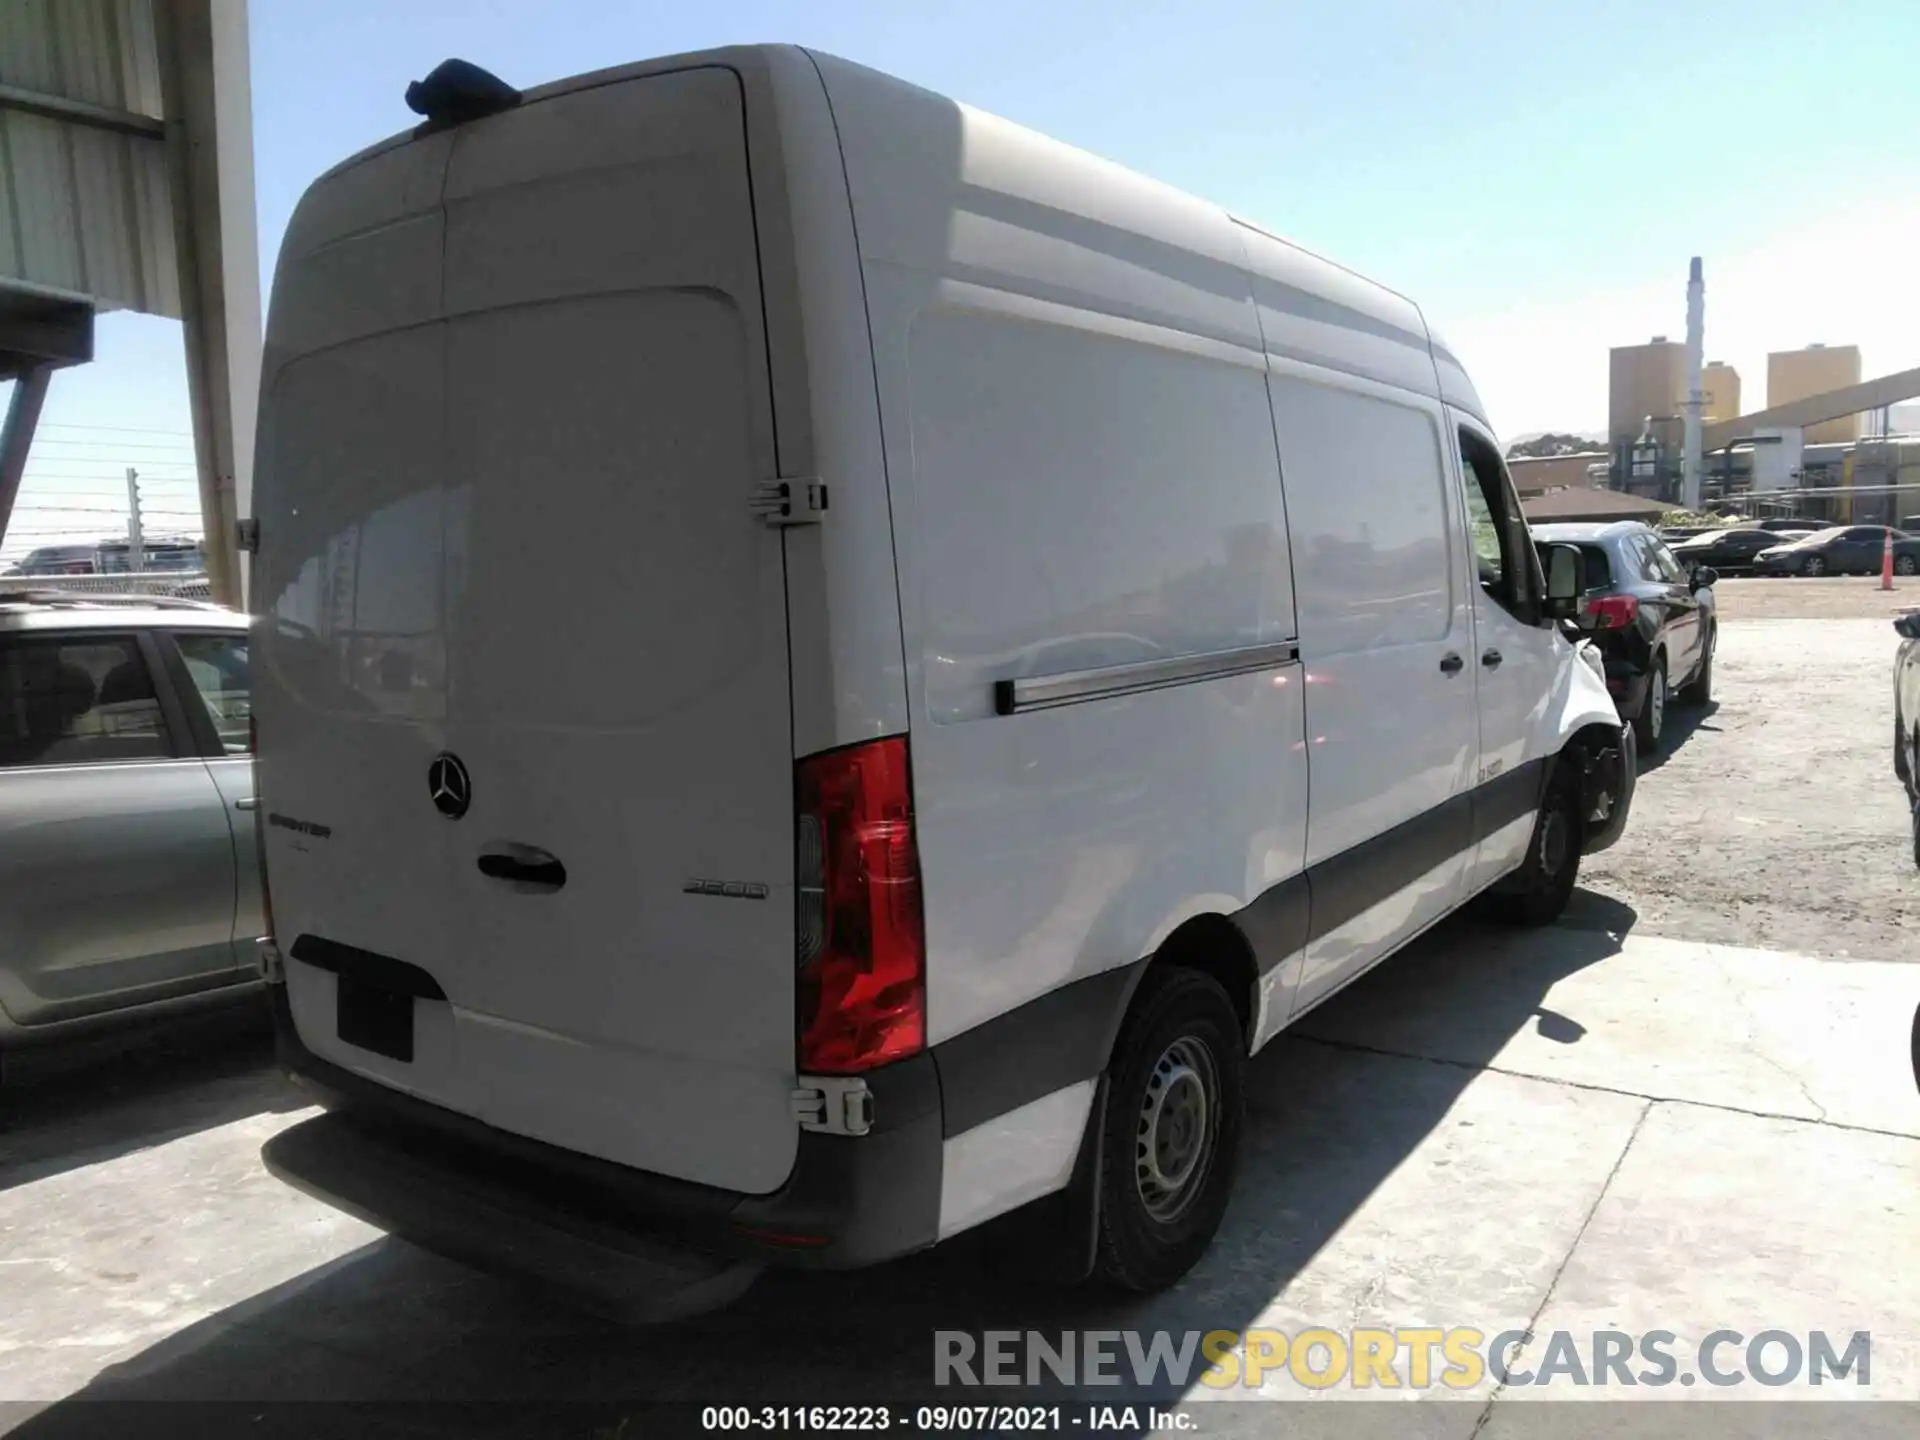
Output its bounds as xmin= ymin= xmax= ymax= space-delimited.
xmin=1484 ymin=765 xmax=1583 ymax=927
xmin=1680 ymin=629 xmax=1714 ymax=705
xmin=1090 ymin=967 xmax=1243 ymax=1293
xmin=1632 ymin=654 xmax=1667 ymax=751
xmin=1803 ymin=555 xmax=1828 ymax=577
xmin=1897 ymin=555 xmax=1917 ymax=577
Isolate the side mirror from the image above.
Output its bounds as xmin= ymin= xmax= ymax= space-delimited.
xmin=1692 ymin=566 xmax=1718 ymax=590
xmin=1542 ymin=543 xmax=1585 ymax=621
xmin=1895 ymin=612 xmax=1920 ymax=641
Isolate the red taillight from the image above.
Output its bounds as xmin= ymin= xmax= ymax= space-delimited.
xmin=1584 ymin=594 xmax=1639 ymax=630
xmin=795 ymin=736 xmax=926 ymax=1074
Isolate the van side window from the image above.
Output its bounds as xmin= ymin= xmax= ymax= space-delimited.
xmin=1456 ymin=429 xmax=1537 ymax=620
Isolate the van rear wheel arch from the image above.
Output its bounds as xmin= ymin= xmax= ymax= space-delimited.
xmin=1142 ymin=912 xmax=1259 ymax=1055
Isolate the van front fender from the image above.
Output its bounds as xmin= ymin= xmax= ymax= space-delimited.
xmin=1537 ymin=642 xmax=1635 ymax=854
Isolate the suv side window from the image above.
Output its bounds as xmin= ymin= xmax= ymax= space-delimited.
xmin=1457 ymin=427 xmax=1539 ymax=620
xmin=0 ymin=634 xmax=172 ymax=768
xmin=1624 ymin=535 xmax=1662 ymax=583
xmin=1645 ymin=536 xmax=1686 ymax=584
xmin=174 ymin=633 xmax=251 ymax=754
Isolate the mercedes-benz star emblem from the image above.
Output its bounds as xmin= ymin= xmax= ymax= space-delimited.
xmin=428 ymin=752 xmax=471 ymax=819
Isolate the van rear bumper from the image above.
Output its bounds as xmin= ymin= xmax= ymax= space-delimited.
xmin=264 ymin=987 xmax=944 ymax=1299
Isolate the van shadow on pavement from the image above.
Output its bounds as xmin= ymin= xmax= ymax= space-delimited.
xmin=11 ymin=897 xmax=1638 ymax=1438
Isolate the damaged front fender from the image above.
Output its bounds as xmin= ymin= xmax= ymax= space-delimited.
xmin=1574 ymin=722 xmax=1636 ymax=855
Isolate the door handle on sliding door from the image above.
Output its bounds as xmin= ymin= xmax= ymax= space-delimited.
xmin=1482 ymin=649 xmax=1504 ymax=669
xmin=1439 ymin=653 xmax=1465 ymax=675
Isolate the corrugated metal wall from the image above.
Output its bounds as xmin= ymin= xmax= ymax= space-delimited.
xmin=0 ymin=0 xmax=180 ymax=315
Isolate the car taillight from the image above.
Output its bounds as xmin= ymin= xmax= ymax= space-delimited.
xmin=795 ymin=736 xmax=925 ymax=1074
xmin=1584 ymin=594 xmax=1639 ymax=630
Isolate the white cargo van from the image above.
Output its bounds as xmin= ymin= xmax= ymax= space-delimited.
xmin=252 ymin=46 xmax=1634 ymax=1315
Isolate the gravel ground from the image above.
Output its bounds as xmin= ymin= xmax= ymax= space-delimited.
xmin=1575 ymin=576 xmax=1920 ymax=960
xmin=1710 ymin=573 xmax=1920 ymax=622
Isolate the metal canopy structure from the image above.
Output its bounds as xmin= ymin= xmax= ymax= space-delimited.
xmin=0 ymin=281 xmax=95 ymax=553
xmin=1702 ymin=365 xmax=1920 ymax=454
xmin=0 ymin=0 xmax=258 ymax=605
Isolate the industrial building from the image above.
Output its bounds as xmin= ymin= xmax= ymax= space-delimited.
xmin=1592 ymin=259 xmax=1920 ymax=524
xmin=1702 ymin=361 xmax=1741 ymax=424
xmin=1767 ymin=344 xmax=1862 ymax=444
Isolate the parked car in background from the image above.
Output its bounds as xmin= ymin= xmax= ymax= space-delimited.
xmin=95 ymin=540 xmax=208 ymax=574
xmin=1754 ymin=517 xmax=1826 ymax=533
xmin=2 ymin=539 xmax=208 ymax=578
xmin=1670 ymin=526 xmax=1804 ymax=575
xmin=1532 ymin=521 xmax=1717 ymax=752
xmin=1895 ymin=609 xmax=1920 ymax=868
xmin=0 ymin=593 xmax=261 ymax=1049
xmin=1753 ymin=526 xmax=1920 ymax=577
xmin=3 ymin=543 xmax=103 ymax=577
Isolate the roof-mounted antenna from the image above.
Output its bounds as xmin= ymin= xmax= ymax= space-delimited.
xmin=405 ymin=59 xmax=522 ymax=132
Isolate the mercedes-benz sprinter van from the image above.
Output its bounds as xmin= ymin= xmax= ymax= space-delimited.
xmin=253 ymin=45 xmax=1634 ymax=1318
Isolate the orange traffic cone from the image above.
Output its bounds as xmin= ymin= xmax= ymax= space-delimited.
xmin=1883 ymin=531 xmax=1897 ymax=591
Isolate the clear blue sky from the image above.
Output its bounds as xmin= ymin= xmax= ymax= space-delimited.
xmin=13 ymin=0 xmax=1920 ymax=556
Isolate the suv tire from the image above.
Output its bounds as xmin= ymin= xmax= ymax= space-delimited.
xmin=1680 ymin=629 xmax=1714 ymax=706
xmin=1633 ymin=654 xmax=1667 ymax=752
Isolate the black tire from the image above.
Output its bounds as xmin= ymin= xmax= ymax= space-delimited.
xmin=1632 ymin=654 xmax=1667 ymax=751
xmin=1911 ymin=994 xmax=1920 ymax=1092
xmin=1897 ymin=714 xmax=1911 ymax=789
xmin=1679 ymin=630 xmax=1714 ymax=706
xmin=1090 ymin=966 xmax=1244 ymax=1293
xmin=1484 ymin=765 xmax=1583 ymax=927
xmin=1897 ymin=555 xmax=1918 ymax=577
xmin=1912 ymin=797 xmax=1920 ymax=874
xmin=1803 ymin=555 xmax=1828 ymax=577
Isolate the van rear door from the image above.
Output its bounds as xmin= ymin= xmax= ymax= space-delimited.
xmin=260 ymin=68 xmax=799 ymax=1195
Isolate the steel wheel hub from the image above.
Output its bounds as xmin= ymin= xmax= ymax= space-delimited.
xmin=1135 ymin=1036 xmax=1218 ymax=1223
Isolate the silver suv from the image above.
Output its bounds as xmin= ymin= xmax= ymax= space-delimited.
xmin=0 ymin=592 xmax=262 ymax=1046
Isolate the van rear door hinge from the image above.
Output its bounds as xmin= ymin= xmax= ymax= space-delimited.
xmin=236 ymin=518 xmax=260 ymax=554
xmin=752 ymin=478 xmax=828 ymax=527
xmin=792 ymin=1075 xmax=872 ymax=1136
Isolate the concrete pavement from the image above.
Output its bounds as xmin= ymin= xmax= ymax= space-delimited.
xmin=4 ymin=912 xmax=1918 ymax=1431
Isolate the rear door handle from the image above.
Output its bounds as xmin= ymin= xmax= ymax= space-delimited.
xmin=1482 ymin=649 xmax=1503 ymax=669
xmin=1439 ymin=653 xmax=1464 ymax=675
xmin=477 ymin=847 xmax=567 ymax=890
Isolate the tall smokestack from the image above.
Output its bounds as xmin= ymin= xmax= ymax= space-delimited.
xmin=1681 ymin=256 xmax=1705 ymax=509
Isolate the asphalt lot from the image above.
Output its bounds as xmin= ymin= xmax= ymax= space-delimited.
xmin=4 ymin=576 xmax=1919 ymax=1435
